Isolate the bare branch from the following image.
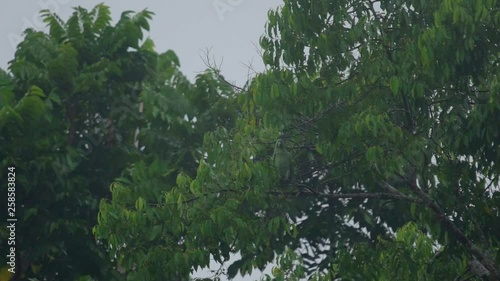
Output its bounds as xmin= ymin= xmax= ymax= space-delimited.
xmin=199 ymin=47 xmax=246 ymax=92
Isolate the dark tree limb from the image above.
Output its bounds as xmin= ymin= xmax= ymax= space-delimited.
xmin=405 ymin=178 xmax=499 ymax=279
xmin=269 ymin=190 xmax=423 ymax=203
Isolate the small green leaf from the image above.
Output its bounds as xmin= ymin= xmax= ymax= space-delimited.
xmin=149 ymin=225 xmax=162 ymax=241
xmin=390 ymin=77 xmax=400 ymax=95
xmin=410 ymin=203 xmax=417 ymax=217
xmin=227 ymin=259 xmax=245 ymax=279
xmin=135 ymin=197 xmax=145 ymax=211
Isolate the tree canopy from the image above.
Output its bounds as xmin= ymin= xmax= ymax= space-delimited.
xmin=95 ymin=0 xmax=500 ymax=280
xmin=1 ymin=0 xmax=500 ymax=280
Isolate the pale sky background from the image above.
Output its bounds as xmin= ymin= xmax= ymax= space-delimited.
xmin=0 ymin=1 xmax=283 ymax=280
xmin=0 ymin=0 xmax=283 ymax=86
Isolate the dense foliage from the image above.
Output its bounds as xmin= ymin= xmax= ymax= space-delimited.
xmin=96 ymin=0 xmax=500 ymax=280
xmin=2 ymin=0 xmax=500 ymax=280
xmin=0 ymin=4 xmax=156 ymax=280
xmin=1 ymin=4 xmax=236 ymax=280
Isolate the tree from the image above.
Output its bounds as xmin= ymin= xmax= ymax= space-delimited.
xmin=1 ymin=4 xmax=238 ymax=280
xmin=102 ymin=0 xmax=499 ymax=280
xmin=93 ymin=52 xmax=239 ymax=281
xmin=262 ymin=222 xmax=471 ymax=280
xmin=0 ymin=4 xmax=157 ymax=280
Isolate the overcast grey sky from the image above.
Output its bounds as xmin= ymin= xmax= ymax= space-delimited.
xmin=1 ymin=1 xmax=283 ymax=280
xmin=0 ymin=0 xmax=282 ymax=86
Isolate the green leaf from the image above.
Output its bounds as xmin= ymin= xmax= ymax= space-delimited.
xmin=48 ymin=91 xmax=61 ymax=105
xmin=135 ymin=197 xmax=145 ymax=211
xmin=149 ymin=225 xmax=162 ymax=241
xmin=410 ymin=203 xmax=417 ymax=217
xmin=227 ymin=259 xmax=245 ymax=279
xmin=390 ymin=77 xmax=400 ymax=95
